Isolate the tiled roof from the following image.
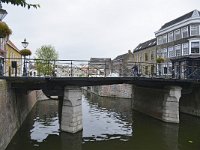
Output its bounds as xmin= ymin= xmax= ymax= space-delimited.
xmin=160 ymin=10 xmax=200 ymax=30
xmin=133 ymin=38 xmax=156 ymax=52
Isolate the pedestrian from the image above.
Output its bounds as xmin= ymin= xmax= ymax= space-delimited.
xmin=132 ymin=65 xmax=138 ymax=77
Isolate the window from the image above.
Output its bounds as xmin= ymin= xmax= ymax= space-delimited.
xmin=145 ymin=53 xmax=148 ymax=61
xmin=191 ymin=41 xmax=199 ymax=53
xmin=157 ymin=49 xmax=167 ymax=58
xmin=163 ymin=34 xmax=167 ymax=44
xmin=151 ymin=52 xmax=155 ymax=60
xmin=174 ymin=29 xmax=181 ymax=40
xmin=175 ymin=44 xmax=182 ymax=56
xmin=190 ymin=24 xmax=199 ymax=36
xmin=182 ymin=43 xmax=189 ymax=55
xmin=168 ymin=46 xmax=175 ymax=58
xmin=168 ymin=32 xmax=173 ymax=42
xmin=162 ymin=48 xmax=168 ymax=58
xmin=157 ymin=49 xmax=162 ymax=57
xmin=181 ymin=26 xmax=188 ymax=38
xmin=157 ymin=36 xmax=163 ymax=45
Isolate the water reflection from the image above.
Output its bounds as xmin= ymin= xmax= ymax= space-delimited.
xmin=5 ymin=92 xmax=200 ymax=150
xmin=82 ymin=92 xmax=132 ymax=141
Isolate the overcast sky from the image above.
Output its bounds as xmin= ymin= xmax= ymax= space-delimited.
xmin=2 ymin=0 xmax=200 ymax=59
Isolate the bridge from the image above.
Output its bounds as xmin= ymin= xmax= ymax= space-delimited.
xmin=1 ymin=75 xmax=200 ymax=133
xmin=1 ymin=58 xmax=200 ymax=133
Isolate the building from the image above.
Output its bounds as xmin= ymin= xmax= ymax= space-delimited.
xmin=133 ymin=38 xmax=157 ymax=76
xmin=55 ymin=64 xmax=87 ymax=77
xmin=112 ymin=50 xmax=134 ymax=76
xmin=0 ymin=37 xmax=7 ymax=75
xmin=5 ymin=40 xmax=22 ymax=76
xmin=88 ymin=58 xmax=112 ymax=77
xmin=155 ymin=9 xmax=200 ymax=78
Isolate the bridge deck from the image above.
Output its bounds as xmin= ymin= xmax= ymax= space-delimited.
xmin=0 ymin=76 xmax=199 ymax=90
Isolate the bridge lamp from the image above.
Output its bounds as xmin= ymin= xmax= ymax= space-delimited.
xmin=21 ymin=38 xmax=29 ymax=48
xmin=0 ymin=3 xmax=7 ymax=21
xmin=21 ymin=39 xmax=29 ymax=76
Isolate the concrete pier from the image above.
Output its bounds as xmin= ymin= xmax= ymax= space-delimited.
xmin=61 ymin=86 xmax=83 ymax=133
xmin=162 ymin=86 xmax=182 ymax=123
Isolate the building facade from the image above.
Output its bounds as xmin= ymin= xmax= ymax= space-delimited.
xmin=5 ymin=40 xmax=22 ymax=76
xmin=89 ymin=58 xmax=112 ymax=77
xmin=0 ymin=37 xmax=7 ymax=75
xmin=112 ymin=50 xmax=134 ymax=76
xmin=155 ymin=9 xmax=200 ymax=78
xmin=133 ymin=38 xmax=157 ymax=76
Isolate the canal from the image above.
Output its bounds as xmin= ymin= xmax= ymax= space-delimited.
xmin=6 ymin=91 xmax=200 ymax=150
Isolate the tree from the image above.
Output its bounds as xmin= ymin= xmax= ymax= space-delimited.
xmin=1 ymin=0 xmax=40 ymax=9
xmin=35 ymin=45 xmax=58 ymax=76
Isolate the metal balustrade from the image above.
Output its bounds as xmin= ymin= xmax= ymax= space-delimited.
xmin=0 ymin=57 xmax=200 ymax=80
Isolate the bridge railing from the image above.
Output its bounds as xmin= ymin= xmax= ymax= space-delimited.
xmin=0 ymin=57 xmax=200 ymax=80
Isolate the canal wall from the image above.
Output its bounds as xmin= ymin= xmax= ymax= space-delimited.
xmin=0 ymin=80 xmax=37 ymax=150
xmin=132 ymin=85 xmax=164 ymax=120
xmin=180 ymin=86 xmax=200 ymax=116
xmin=85 ymin=84 xmax=132 ymax=98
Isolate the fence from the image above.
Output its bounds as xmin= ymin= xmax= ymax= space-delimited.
xmin=0 ymin=58 xmax=200 ymax=79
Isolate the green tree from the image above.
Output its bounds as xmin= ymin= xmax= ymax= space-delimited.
xmin=35 ymin=45 xmax=58 ymax=76
xmin=1 ymin=0 xmax=40 ymax=9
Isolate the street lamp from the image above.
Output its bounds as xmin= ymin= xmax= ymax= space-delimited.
xmin=21 ymin=38 xmax=29 ymax=76
xmin=0 ymin=3 xmax=7 ymax=21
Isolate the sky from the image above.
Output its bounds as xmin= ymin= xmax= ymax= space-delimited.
xmin=2 ymin=0 xmax=200 ymax=60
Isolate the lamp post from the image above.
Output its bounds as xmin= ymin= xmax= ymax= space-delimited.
xmin=0 ymin=3 xmax=7 ymax=21
xmin=21 ymin=39 xmax=29 ymax=76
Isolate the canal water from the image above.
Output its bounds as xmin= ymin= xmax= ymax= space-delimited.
xmin=6 ymin=92 xmax=200 ymax=150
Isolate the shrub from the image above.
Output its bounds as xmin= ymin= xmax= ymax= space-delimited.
xmin=20 ymin=49 xmax=32 ymax=56
xmin=0 ymin=21 xmax=12 ymax=38
xmin=156 ymin=57 xmax=165 ymax=63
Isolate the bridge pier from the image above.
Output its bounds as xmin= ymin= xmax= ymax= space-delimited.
xmin=61 ymin=86 xmax=83 ymax=133
xmin=162 ymin=86 xmax=182 ymax=123
xmin=132 ymin=85 xmax=182 ymax=123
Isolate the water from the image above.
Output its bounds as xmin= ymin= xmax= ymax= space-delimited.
xmin=6 ymin=92 xmax=200 ymax=150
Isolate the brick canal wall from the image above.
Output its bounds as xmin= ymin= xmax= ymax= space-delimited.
xmin=0 ymin=80 xmax=37 ymax=150
xmin=86 ymin=84 xmax=133 ymax=98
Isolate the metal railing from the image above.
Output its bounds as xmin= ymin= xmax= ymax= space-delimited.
xmin=0 ymin=58 xmax=200 ymax=80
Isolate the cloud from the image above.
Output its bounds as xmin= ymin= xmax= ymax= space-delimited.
xmin=2 ymin=0 xmax=200 ymax=59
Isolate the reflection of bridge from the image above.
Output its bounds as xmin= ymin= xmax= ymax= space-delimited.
xmin=1 ymin=61 xmax=200 ymax=134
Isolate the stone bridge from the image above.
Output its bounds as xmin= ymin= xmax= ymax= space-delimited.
xmin=1 ymin=76 xmax=200 ymax=133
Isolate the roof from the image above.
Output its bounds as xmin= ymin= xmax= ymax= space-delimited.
xmin=7 ymin=40 xmax=20 ymax=52
xmin=114 ymin=53 xmax=127 ymax=60
xmin=90 ymin=58 xmax=111 ymax=62
xmin=133 ymin=38 xmax=156 ymax=52
xmin=160 ymin=10 xmax=200 ymax=30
